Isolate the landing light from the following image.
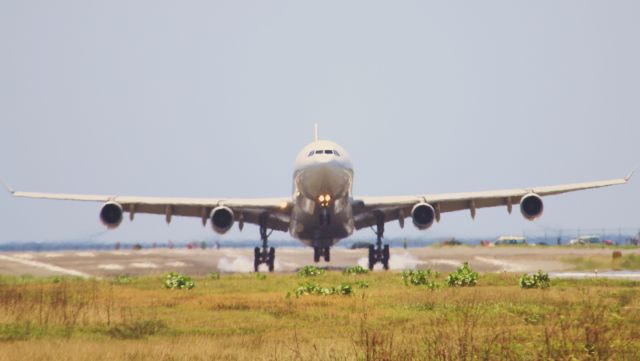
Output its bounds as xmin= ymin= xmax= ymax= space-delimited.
xmin=317 ymin=194 xmax=332 ymax=207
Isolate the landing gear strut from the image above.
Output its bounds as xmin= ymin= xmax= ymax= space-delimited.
xmin=368 ymin=213 xmax=390 ymax=270
xmin=313 ymin=247 xmax=330 ymax=262
xmin=254 ymin=220 xmax=275 ymax=272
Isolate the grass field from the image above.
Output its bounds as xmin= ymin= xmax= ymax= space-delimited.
xmin=0 ymin=269 xmax=639 ymax=361
xmin=562 ymin=253 xmax=640 ymax=271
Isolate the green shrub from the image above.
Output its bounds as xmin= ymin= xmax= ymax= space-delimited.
xmin=402 ymin=269 xmax=439 ymax=286
xmin=446 ymin=262 xmax=478 ymax=287
xmin=115 ymin=274 xmax=133 ymax=284
xmin=354 ymin=280 xmax=369 ymax=289
xmin=425 ymin=280 xmax=441 ymax=290
xmin=343 ymin=265 xmax=369 ymax=275
xmin=208 ymin=272 xmax=220 ymax=280
xmin=163 ymin=272 xmax=195 ymax=290
xmin=297 ymin=265 xmax=326 ymax=277
xmin=519 ymin=270 xmax=551 ymax=289
xmin=338 ymin=282 xmax=353 ymax=295
xmin=294 ymin=282 xmax=353 ymax=297
xmin=295 ymin=282 xmax=321 ymax=296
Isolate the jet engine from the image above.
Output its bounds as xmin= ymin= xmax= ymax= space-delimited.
xmin=411 ymin=203 xmax=436 ymax=230
xmin=520 ymin=193 xmax=544 ymax=220
xmin=100 ymin=202 xmax=123 ymax=229
xmin=211 ymin=206 xmax=234 ymax=234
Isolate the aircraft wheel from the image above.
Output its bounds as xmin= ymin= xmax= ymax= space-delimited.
xmin=254 ymin=247 xmax=261 ymax=272
xmin=367 ymin=244 xmax=375 ymax=270
xmin=382 ymin=244 xmax=390 ymax=270
xmin=313 ymin=247 xmax=320 ymax=263
xmin=268 ymin=247 xmax=275 ymax=272
xmin=323 ymin=247 xmax=330 ymax=262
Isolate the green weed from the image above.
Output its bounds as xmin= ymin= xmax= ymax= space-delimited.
xmin=519 ymin=270 xmax=551 ymax=289
xmin=401 ymin=269 xmax=438 ymax=286
xmin=297 ymin=265 xmax=326 ymax=277
xmin=343 ymin=265 xmax=369 ymax=275
xmin=163 ymin=272 xmax=195 ymax=290
xmin=446 ymin=262 xmax=478 ymax=287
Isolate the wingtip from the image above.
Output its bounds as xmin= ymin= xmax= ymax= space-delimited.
xmin=0 ymin=178 xmax=15 ymax=195
xmin=624 ymin=168 xmax=636 ymax=182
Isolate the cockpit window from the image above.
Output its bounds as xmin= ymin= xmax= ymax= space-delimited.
xmin=308 ymin=149 xmax=341 ymax=157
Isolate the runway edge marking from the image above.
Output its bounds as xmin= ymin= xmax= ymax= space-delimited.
xmin=0 ymin=254 xmax=92 ymax=278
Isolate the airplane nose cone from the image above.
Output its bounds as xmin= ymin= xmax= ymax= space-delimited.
xmin=298 ymin=162 xmax=351 ymax=200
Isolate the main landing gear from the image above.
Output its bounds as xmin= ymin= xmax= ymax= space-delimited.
xmin=313 ymin=247 xmax=330 ymax=262
xmin=254 ymin=222 xmax=275 ymax=272
xmin=368 ymin=213 xmax=390 ymax=270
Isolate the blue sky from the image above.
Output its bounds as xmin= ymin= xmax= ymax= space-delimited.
xmin=0 ymin=1 xmax=638 ymax=244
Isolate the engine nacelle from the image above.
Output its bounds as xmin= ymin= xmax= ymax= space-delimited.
xmin=210 ymin=206 xmax=234 ymax=234
xmin=520 ymin=193 xmax=544 ymax=221
xmin=100 ymin=202 xmax=123 ymax=229
xmin=411 ymin=203 xmax=436 ymax=230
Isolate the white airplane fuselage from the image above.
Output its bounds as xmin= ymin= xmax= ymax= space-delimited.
xmin=290 ymin=140 xmax=355 ymax=248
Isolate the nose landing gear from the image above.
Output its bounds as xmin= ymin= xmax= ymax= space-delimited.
xmin=313 ymin=247 xmax=330 ymax=262
xmin=368 ymin=213 xmax=390 ymax=270
xmin=254 ymin=219 xmax=275 ymax=272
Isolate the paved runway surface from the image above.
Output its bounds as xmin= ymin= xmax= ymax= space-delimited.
xmin=1 ymin=246 xmax=639 ymax=279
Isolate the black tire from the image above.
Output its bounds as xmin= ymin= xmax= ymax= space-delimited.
xmin=383 ymin=245 xmax=390 ymax=270
xmin=368 ymin=244 xmax=375 ymax=270
xmin=268 ymin=247 xmax=275 ymax=272
xmin=254 ymin=247 xmax=261 ymax=272
xmin=313 ymin=247 xmax=320 ymax=263
xmin=323 ymin=247 xmax=330 ymax=262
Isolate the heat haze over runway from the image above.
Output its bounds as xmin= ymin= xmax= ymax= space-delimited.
xmin=1 ymin=247 xmax=639 ymax=279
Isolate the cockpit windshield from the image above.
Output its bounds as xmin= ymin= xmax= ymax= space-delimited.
xmin=307 ymin=149 xmax=341 ymax=157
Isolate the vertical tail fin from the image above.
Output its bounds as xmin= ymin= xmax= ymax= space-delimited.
xmin=314 ymin=123 xmax=319 ymax=142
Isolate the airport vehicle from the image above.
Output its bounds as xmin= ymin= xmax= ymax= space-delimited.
xmin=1 ymin=127 xmax=633 ymax=271
xmin=568 ymin=235 xmax=601 ymax=245
xmin=495 ymin=235 xmax=528 ymax=246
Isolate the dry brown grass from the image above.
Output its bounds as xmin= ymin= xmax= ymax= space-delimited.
xmin=0 ymin=272 xmax=638 ymax=360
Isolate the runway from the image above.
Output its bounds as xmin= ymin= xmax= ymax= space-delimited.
xmin=1 ymin=246 xmax=638 ymax=279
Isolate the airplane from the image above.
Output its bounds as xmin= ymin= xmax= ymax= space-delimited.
xmin=1 ymin=126 xmax=634 ymax=271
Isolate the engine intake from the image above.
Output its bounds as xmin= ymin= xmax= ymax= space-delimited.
xmin=100 ymin=202 xmax=123 ymax=229
xmin=411 ymin=203 xmax=436 ymax=230
xmin=520 ymin=193 xmax=544 ymax=220
xmin=211 ymin=206 xmax=234 ymax=234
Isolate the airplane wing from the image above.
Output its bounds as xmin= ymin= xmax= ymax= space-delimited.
xmin=352 ymin=172 xmax=633 ymax=230
xmin=0 ymin=181 xmax=291 ymax=231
